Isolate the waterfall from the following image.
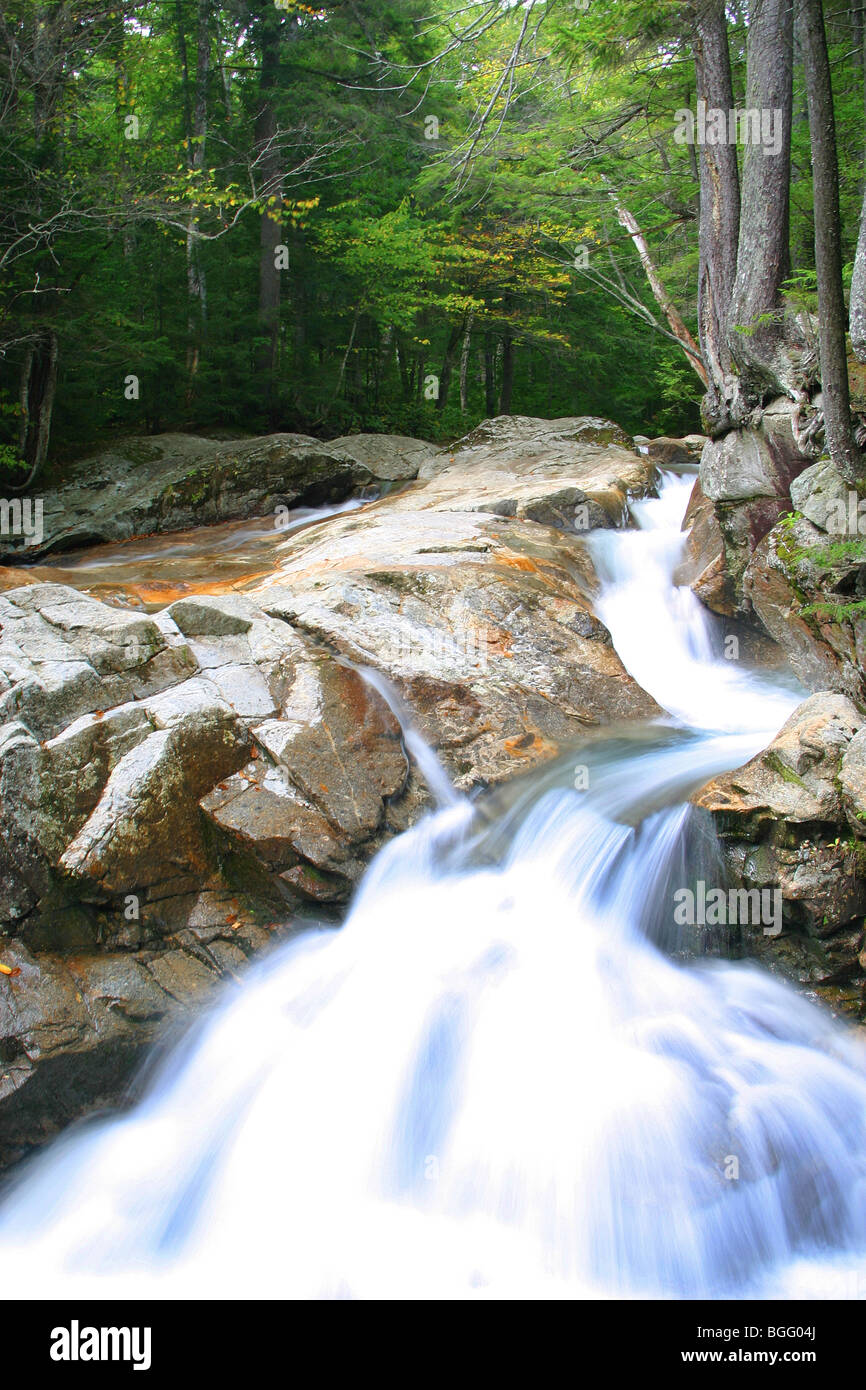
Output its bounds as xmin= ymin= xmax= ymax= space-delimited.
xmin=349 ymin=662 xmax=462 ymax=811
xmin=589 ymin=472 xmax=801 ymax=737
xmin=2 ymin=473 xmax=865 ymax=1301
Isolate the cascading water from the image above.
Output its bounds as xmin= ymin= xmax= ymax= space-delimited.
xmin=589 ymin=472 xmax=801 ymax=736
xmin=2 ymin=471 xmax=866 ymax=1300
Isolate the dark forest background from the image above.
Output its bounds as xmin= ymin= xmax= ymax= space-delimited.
xmin=3 ymin=0 xmax=866 ymax=481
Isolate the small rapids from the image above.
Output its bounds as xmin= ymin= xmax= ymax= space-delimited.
xmin=1 ymin=471 xmax=865 ymax=1300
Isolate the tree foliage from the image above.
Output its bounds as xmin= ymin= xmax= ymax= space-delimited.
xmin=2 ymin=0 xmax=865 ymax=479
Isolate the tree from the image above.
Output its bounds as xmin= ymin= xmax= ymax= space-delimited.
xmin=799 ymin=0 xmax=861 ymax=479
xmin=726 ymin=0 xmax=796 ymax=410
xmin=850 ymin=185 xmax=866 ymax=360
xmin=690 ymin=0 xmax=740 ymax=428
xmin=177 ymin=0 xmax=211 ymax=394
xmin=251 ymin=8 xmax=288 ymax=416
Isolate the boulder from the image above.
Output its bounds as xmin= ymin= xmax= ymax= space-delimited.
xmin=698 ymin=396 xmax=816 ymax=610
xmin=0 ymin=926 xmax=283 ymax=1169
xmin=0 ymin=431 xmax=432 ymax=564
xmin=250 ymin=506 xmax=661 ymax=788
xmin=693 ymin=693 xmax=866 ymax=1004
xmin=0 ymin=583 xmax=199 ymax=741
xmin=695 ymin=692 xmax=862 ymax=826
xmin=674 ymin=478 xmax=733 ymax=616
xmin=789 ymin=459 xmax=851 ymax=533
xmin=327 ymin=433 xmax=436 ymax=482
xmin=59 ymin=702 xmax=250 ymax=894
xmin=427 ymin=415 xmax=635 ymax=461
xmin=643 ymin=435 xmax=706 ymax=469
xmin=743 ymin=515 xmax=866 ymax=703
xmin=407 ymin=416 xmax=655 ymax=531
xmin=840 ymin=727 xmax=866 ymax=836
xmin=201 ymin=659 xmax=409 ymax=904
xmin=701 ymin=397 xmax=810 ymax=503
xmin=0 ymin=582 xmax=426 ymax=1151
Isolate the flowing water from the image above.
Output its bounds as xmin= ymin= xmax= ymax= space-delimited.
xmin=2 ymin=472 xmax=866 ymax=1299
xmin=0 ymin=496 xmax=372 ymax=609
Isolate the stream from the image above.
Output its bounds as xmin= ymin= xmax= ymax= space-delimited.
xmin=1 ymin=473 xmax=866 ymax=1299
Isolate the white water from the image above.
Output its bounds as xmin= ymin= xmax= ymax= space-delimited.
xmin=590 ymin=473 xmax=800 ymax=736
xmin=350 ymin=662 xmax=462 ymax=812
xmin=2 ymin=472 xmax=866 ymax=1300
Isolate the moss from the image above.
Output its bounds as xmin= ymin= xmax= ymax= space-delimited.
xmin=802 ymin=598 xmax=866 ymax=624
xmin=845 ymin=837 xmax=866 ymax=875
xmin=763 ymin=750 xmax=810 ymax=789
xmin=120 ymin=441 xmax=163 ymax=467
xmin=809 ymin=537 xmax=866 ymax=569
xmin=367 ymin=570 xmax=432 ymax=596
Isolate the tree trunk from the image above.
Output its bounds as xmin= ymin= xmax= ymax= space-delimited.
xmin=175 ymin=0 xmax=193 ymax=138
xmin=17 ymin=346 xmax=34 ymax=456
xmin=852 ymin=0 xmax=866 ymax=360
xmin=254 ymin=15 xmax=284 ymax=420
xmin=499 ymin=330 xmax=515 ymax=414
xmin=607 ymin=188 xmax=707 ymax=384
xmin=483 ymin=331 xmax=497 ymax=416
xmin=851 ymin=189 xmax=866 ymax=361
xmin=727 ymin=0 xmax=795 ymax=403
xmin=459 ymin=312 xmax=474 ymax=412
xmin=183 ymin=0 xmax=209 ymax=396
xmin=376 ymin=324 xmax=393 ymax=403
xmin=436 ymin=318 xmax=465 ymax=411
xmin=800 ymin=0 xmax=861 ymax=479
xmin=395 ymin=331 xmax=412 ymax=398
xmin=691 ymin=0 xmax=741 ymax=428
xmin=18 ymin=330 xmax=59 ymax=479
xmin=334 ymin=313 xmax=359 ymax=403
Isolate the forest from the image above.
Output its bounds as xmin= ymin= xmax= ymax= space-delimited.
xmin=6 ymin=2 xmax=866 ymax=1318
xmin=3 ymin=0 xmax=866 ymax=483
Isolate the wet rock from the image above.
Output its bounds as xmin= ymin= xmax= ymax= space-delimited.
xmin=165 ymin=595 xmax=254 ymax=636
xmin=252 ymin=662 xmax=406 ymax=838
xmin=412 ymin=415 xmax=655 ymax=529
xmin=644 ymin=435 xmax=705 ymax=469
xmin=0 ymin=931 xmax=293 ymax=1169
xmin=59 ymin=703 xmax=250 ymax=894
xmin=743 ymin=515 xmax=866 ymax=703
xmin=432 ymin=414 xmax=635 ymax=457
xmin=789 ymin=459 xmax=850 ymax=532
xmin=0 ymin=571 xmax=430 ymax=1154
xmin=699 ymin=397 xmax=815 ymax=609
xmin=695 ymin=693 xmax=862 ymax=825
xmin=694 ymin=693 xmax=866 ymax=1008
xmin=701 ymin=397 xmax=809 ymax=503
xmin=251 ymin=507 xmax=661 ymax=788
xmin=0 ymin=432 xmax=385 ymax=563
xmin=0 ymin=583 xmax=198 ymax=738
xmin=327 ymin=433 xmax=436 ymax=482
xmin=674 ymin=478 xmax=733 ymax=616
xmin=0 ymin=415 xmax=669 ymax=1162
xmin=840 ymin=728 xmax=866 ymax=834
xmin=201 ymin=659 xmax=409 ymax=901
